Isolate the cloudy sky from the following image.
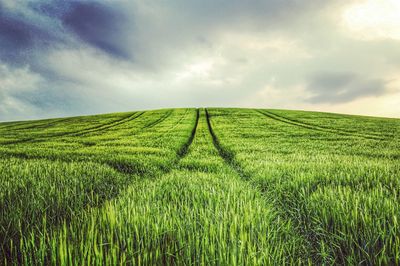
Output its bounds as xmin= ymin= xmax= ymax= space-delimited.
xmin=1 ymin=0 xmax=400 ymax=121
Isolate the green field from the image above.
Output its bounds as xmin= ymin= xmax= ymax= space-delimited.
xmin=0 ymin=108 xmax=399 ymax=265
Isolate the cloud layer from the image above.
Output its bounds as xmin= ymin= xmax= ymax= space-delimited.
xmin=0 ymin=0 xmax=399 ymax=121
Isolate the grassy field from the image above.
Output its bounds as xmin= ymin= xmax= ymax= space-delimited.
xmin=0 ymin=108 xmax=399 ymax=265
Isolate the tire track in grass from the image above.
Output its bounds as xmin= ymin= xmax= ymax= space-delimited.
xmin=257 ymin=109 xmax=385 ymax=141
xmin=81 ymin=109 xmax=184 ymax=151
xmin=156 ymin=109 xmax=190 ymax=139
xmin=0 ymin=110 xmax=200 ymax=175
xmin=0 ymin=120 xmax=47 ymax=130
xmin=12 ymin=117 xmax=75 ymax=131
xmin=205 ymin=108 xmax=313 ymax=262
xmin=142 ymin=109 xmax=174 ymax=129
xmin=255 ymin=109 xmax=400 ymax=263
xmin=177 ymin=109 xmax=199 ymax=158
xmin=1 ymin=111 xmax=145 ymax=145
xmin=0 ymin=151 xmax=155 ymax=176
xmin=269 ymin=110 xmax=390 ymax=138
xmin=2 ymin=112 xmax=136 ymax=135
xmin=140 ymin=109 xmax=192 ymax=150
xmin=205 ymin=109 xmax=251 ymax=180
xmin=150 ymin=108 xmax=197 ymax=150
xmin=0 ymin=110 xmax=198 ymax=176
xmin=168 ymin=109 xmax=189 ymax=130
xmin=1 ymin=112 xmax=140 ymax=144
xmin=265 ymin=110 xmax=396 ymax=139
xmin=0 ymin=109 xmax=200 ymax=179
xmin=87 ymin=109 xmax=174 ymax=142
xmin=0 ymin=117 xmax=77 ymax=130
xmin=106 ymin=109 xmax=199 ymax=174
xmin=1 ymin=109 xmax=200 ymax=263
xmin=207 ymin=109 xmax=388 ymax=263
xmin=68 ymin=111 xmax=145 ymax=137
xmin=73 ymin=109 xmax=197 ymax=174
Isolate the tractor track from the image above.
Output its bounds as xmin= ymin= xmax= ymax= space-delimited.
xmin=0 ymin=108 xmax=201 ymax=264
xmin=0 ymin=110 xmax=200 ymax=218
xmin=0 ymin=120 xmax=46 ymax=131
xmin=162 ymin=109 xmax=190 ymax=134
xmin=257 ymin=110 xmax=386 ymax=141
xmin=205 ymin=108 xmax=251 ymax=180
xmin=106 ymin=109 xmax=199 ymax=173
xmin=68 ymin=112 xmax=145 ymax=137
xmin=0 ymin=109 xmax=200 ymax=176
xmin=101 ymin=109 xmax=177 ymax=141
xmin=207 ymin=108 xmax=398 ymax=263
xmin=205 ymin=108 xmax=319 ymax=262
xmin=1 ymin=112 xmax=145 ymax=145
xmin=177 ymin=109 xmax=199 ymax=158
xmin=11 ymin=117 xmax=75 ymax=131
xmin=141 ymin=109 xmax=174 ymax=129
xmin=99 ymin=109 xmax=175 ymax=139
xmin=265 ymin=110 xmax=389 ymax=138
xmin=153 ymin=109 xmax=191 ymax=142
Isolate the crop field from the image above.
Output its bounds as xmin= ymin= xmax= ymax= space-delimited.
xmin=0 ymin=108 xmax=399 ymax=265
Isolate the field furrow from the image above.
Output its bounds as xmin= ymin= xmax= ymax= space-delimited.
xmin=11 ymin=117 xmax=75 ymax=131
xmin=257 ymin=109 xmax=385 ymax=141
xmin=205 ymin=109 xmax=251 ymax=180
xmin=269 ymin=109 xmax=400 ymax=138
xmin=0 ymin=111 xmax=143 ymax=145
xmin=67 ymin=111 xmax=146 ymax=137
xmin=142 ymin=109 xmax=174 ymax=129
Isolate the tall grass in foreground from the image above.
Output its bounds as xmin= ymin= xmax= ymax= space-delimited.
xmin=19 ymin=171 xmax=305 ymax=265
xmin=0 ymin=159 xmax=128 ymax=257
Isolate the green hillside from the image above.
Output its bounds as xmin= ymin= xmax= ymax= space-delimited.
xmin=0 ymin=108 xmax=399 ymax=265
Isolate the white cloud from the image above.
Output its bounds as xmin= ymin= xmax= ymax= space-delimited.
xmin=0 ymin=63 xmax=44 ymax=120
xmin=0 ymin=63 xmax=42 ymax=92
xmin=342 ymin=0 xmax=400 ymax=40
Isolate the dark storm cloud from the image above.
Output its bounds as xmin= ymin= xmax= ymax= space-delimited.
xmin=0 ymin=1 xmax=131 ymax=62
xmin=0 ymin=0 xmax=330 ymax=67
xmin=306 ymin=72 xmax=388 ymax=103
xmin=28 ymin=0 xmax=70 ymax=18
xmin=0 ymin=10 xmax=53 ymax=64
xmin=0 ymin=15 xmax=33 ymax=48
xmin=61 ymin=1 xmax=131 ymax=59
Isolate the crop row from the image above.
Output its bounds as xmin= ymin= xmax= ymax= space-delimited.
xmin=0 ymin=112 xmax=145 ymax=145
xmin=266 ymin=109 xmax=399 ymax=139
xmin=257 ymin=109 xmax=386 ymax=141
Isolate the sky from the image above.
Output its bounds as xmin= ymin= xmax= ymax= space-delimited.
xmin=0 ymin=0 xmax=399 ymax=121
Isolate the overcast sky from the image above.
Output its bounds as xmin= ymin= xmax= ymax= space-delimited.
xmin=1 ymin=0 xmax=399 ymax=121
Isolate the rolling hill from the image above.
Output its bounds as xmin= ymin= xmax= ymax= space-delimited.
xmin=0 ymin=108 xmax=399 ymax=265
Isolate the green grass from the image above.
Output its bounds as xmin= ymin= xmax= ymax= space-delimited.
xmin=0 ymin=108 xmax=399 ymax=265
